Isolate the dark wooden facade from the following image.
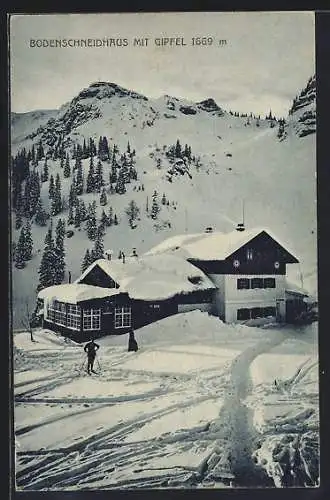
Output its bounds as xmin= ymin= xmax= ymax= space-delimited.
xmin=43 ymin=292 xmax=131 ymax=342
xmin=189 ymin=231 xmax=298 ymax=276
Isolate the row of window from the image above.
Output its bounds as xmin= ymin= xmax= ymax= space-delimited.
xmin=237 ymin=277 xmax=276 ymax=290
xmin=237 ymin=306 xmax=276 ymax=320
xmin=46 ymin=302 xmax=131 ymax=330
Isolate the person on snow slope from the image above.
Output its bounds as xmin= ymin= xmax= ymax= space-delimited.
xmin=84 ymin=339 xmax=100 ymax=374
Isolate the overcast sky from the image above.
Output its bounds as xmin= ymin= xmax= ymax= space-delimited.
xmin=10 ymin=12 xmax=315 ymax=117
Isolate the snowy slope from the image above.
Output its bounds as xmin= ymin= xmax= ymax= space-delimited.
xmin=11 ymin=79 xmax=317 ymax=327
xmin=14 ymin=311 xmax=318 ymax=490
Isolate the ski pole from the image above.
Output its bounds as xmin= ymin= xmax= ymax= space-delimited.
xmin=96 ymin=355 xmax=101 ymax=371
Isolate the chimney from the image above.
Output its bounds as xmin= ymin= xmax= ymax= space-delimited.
xmin=236 ymin=222 xmax=245 ymax=232
xmin=104 ymin=249 xmax=113 ymax=261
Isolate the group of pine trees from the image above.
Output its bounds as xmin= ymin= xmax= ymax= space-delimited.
xmin=37 ymin=219 xmax=66 ymax=291
xmin=166 ymin=139 xmax=193 ymax=163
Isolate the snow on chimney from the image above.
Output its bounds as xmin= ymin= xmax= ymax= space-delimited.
xmin=236 ymin=223 xmax=245 ymax=232
xmin=104 ymin=249 xmax=113 ymax=261
xmin=131 ymin=247 xmax=138 ymax=258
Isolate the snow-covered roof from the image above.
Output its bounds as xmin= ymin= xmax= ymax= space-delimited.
xmin=145 ymin=227 xmax=299 ymax=262
xmin=37 ymin=284 xmax=121 ymax=304
xmin=76 ymin=253 xmax=216 ymax=301
xmin=285 ymin=280 xmax=309 ymax=297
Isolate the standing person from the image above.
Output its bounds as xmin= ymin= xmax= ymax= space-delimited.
xmin=128 ymin=330 xmax=138 ymax=352
xmin=84 ymin=339 xmax=100 ymax=374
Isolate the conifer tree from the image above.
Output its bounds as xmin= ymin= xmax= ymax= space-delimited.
xmin=114 ymin=214 xmax=118 ymax=225
xmin=175 ymin=139 xmax=182 ymax=158
xmin=36 ymin=141 xmax=44 ymax=162
xmin=100 ymin=187 xmax=107 ymax=206
xmin=95 ymin=159 xmax=104 ymax=192
xmin=151 ymin=190 xmax=160 ymax=219
xmin=125 ymin=200 xmax=140 ymax=228
xmin=100 ymin=209 xmax=109 ymax=229
xmin=93 ymin=226 xmax=104 ymax=259
xmin=108 ymin=206 xmax=113 ymax=226
xmin=28 ymin=171 xmax=41 ymax=217
xmin=161 ymin=193 xmax=167 ymax=205
xmin=51 ymin=174 xmax=62 ymax=216
xmin=86 ymin=155 xmax=95 ymax=193
xmin=81 ymin=248 xmax=92 ymax=272
xmin=22 ymin=221 xmax=33 ymax=260
xmin=23 ymin=177 xmax=31 ymax=218
xmin=15 ymin=211 xmax=23 ymax=230
xmin=64 ymin=153 xmax=71 ymax=178
xmin=86 ymin=214 xmax=97 ymax=240
xmin=67 ymin=204 xmax=74 ymax=225
xmin=115 ymin=169 xmax=126 ymax=194
xmin=75 ymin=159 xmax=84 ymax=195
xmin=48 ymin=174 xmax=55 ymax=199
xmin=54 ymin=218 xmax=66 ymax=284
xmin=69 ymin=182 xmax=78 ymax=208
xmin=42 ymin=158 xmax=49 ymax=182
xmin=74 ymin=204 xmax=81 ymax=228
xmin=37 ymin=225 xmax=57 ymax=290
xmin=14 ymin=227 xmax=26 ymax=269
xmin=79 ymin=199 xmax=87 ymax=221
xmin=34 ymin=199 xmax=48 ymax=226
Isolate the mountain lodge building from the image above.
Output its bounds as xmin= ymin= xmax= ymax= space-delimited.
xmin=37 ymin=227 xmax=304 ymax=341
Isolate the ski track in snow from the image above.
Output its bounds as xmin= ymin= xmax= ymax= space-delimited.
xmin=13 ymin=319 xmax=318 ymax=490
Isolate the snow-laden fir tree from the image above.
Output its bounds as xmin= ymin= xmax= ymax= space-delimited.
xmin=64 ymin=153 xmax=71 ymax=178
xmin=108 ymin=206 xmax=113 ymax=226
xmin=114 ymin=213 xmax=118 ymax=225
xmin=54 ymin=218 xmax=66 ymax=284
xmin=151 ymin=190 xmax=160 ymax=220
xmin=48 ymin=174 xmax=55 ymax=199
xmin=69 ymin=182 xmax=78 ymax=209
xmin=22 ymin=220 xmax=33 ymax=261
xmin=115 ymin=169 xmax=126 ymax=194
xmin=92 ymin=226 xmax=104 ymax=260
xmin=161 ymin=193 xmax=167 ymax=205
xmin=67 ymin=204 xmax=74 ymax=225
xmin=100 ymin=187 xmax=107 ymax=206
xmin=100 ymin=209 xmax=109 ymax=229
xmin=95 ymin=159 xmax=104 ymax=193
xmin=15 ymin=187 xmax=23 ymax=229
xmin=125 ymin=200 xmax=140 ymax=228
xmin=34 ymin=199 xmax=48 ymax=226
xmin=79 ymin=199 xmax=87 ymax=221
xmin=14 ymin=227 xmax=27 ymax=268
xmin=37 ymin=225 xmax=57 ymax=290
xmin=41 ymin=158 xmax=48 ymax=182
xmin=27 ymin=171 xmax=41 ymax=217
xmin=74 ymin=204 xmax=81 ymax=228
xmin=51 ymin=174 xmax=62 ymax=216
xmin=110 ymin=165 xmax=117 ymax=184
xmin=86 ymin=155 xmax=95 ymax=193
xmin=75 ymin=158 xmax=84 ymax=195
xmin=23 ymin=177 xmax=31 ymax=218
xmin=81 ymin=248 xmax=93 ymax=273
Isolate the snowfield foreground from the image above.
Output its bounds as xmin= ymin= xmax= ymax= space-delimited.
xmin=13 ymin=311 xmax=319 ymax=490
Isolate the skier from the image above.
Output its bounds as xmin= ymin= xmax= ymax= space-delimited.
xmin=128 ymin=330 xmax=138 ymax=352
xmin=84 ymin=339 xmax=100 ymax=374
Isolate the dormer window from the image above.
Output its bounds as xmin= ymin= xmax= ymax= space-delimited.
xmin=246 ymin=248 xmax=253 ymax=261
